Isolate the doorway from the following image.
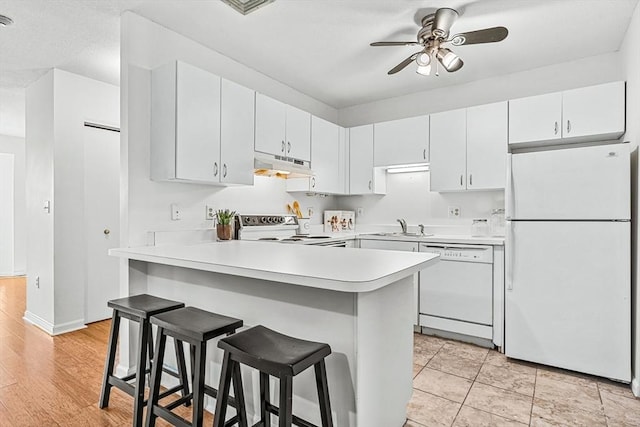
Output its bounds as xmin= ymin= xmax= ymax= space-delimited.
xmin=0 ymin=153 xmax=14 ymax=276
xmin=84 ymin=124 xmax=120 ymax=323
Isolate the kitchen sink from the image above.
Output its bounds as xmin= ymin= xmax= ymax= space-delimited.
xmin=371 ymin=232 xmax=433 ymax=237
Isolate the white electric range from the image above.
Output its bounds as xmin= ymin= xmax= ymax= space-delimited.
xmin=233 ymin=214 xmax=341 ymax=244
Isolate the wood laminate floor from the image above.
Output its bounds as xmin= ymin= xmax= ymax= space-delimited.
xmin=1 ymin=277 xmax=639 ymax=426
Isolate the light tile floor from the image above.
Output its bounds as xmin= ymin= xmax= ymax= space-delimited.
xmin=406 ymin=333 xmax=640 ymax=427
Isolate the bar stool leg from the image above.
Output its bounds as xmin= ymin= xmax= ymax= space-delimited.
xmin=231 ymin=361 xmax=248 ymax=427
xmin=174 ymin=338 xmax=191 ymax=406
xmin=259 ymin=372 xmax=270 ymax=426
xmin=191 ymin=342 xmax=207 ymax=427
xmin=278 ymin=375 xmax=293 ymax=427
xmin=213 ymin=352 xmax=233 ymax=427
xmin=145 ymin=327 xmax=167 ymax=427
xmin=133 ymin=320 xmax=151 ymax=427
xmin=314 ymin=360 xmax=333 ymax=427
xmin=99 ymin=310 xmax=121 ymax=408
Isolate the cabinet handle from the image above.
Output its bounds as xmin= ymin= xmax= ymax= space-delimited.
xmin=423 ymin=148 xmax=426 ymax=160
xmin=469 ymin=174 xmax=473 ymax=186
xmin=460 ymin=175 xmax=463 ymax=186
xmin=213 ymin=162 xmax=218 ymax=177
xmin=311 ymin=177 xmax=316 ymax=188
xmin=567 ymin=120 xmax=571 ymax=134
xmin=281 ymin=140 xmax=285 ymax=153
xmin=554 ymin=121 xmax=558 ymax=135
xmin=287 ymin=141 xmax=291 ymax=153
xmin=223 ymin=164 xmax=227 ymax=178
xmin=368 ymin=180 xmax=372 ymax=190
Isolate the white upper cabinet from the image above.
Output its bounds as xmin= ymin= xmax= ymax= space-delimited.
xmin=509 ymin=81 xmax=625 ymax=147
xmin=255 ymin=94 xmax=287 ymax=157
xmin=430 ymin=102 xmax=508 ymax=192
xmin=562 ymin=81 xmax=625 ymax=141
xmin=349 ymin=124 xmax=385 ymax=195
xmin=255 ymin=94 xmax=311 ymax=161
xmin=466 ymin=101 xmax=508 ymax=190
xmin=374 ymin=116 xmax=429 ymax=166
xmin=220 ymin=79 xmax=255 ymax=185
xmin=151 ymin=61 xmax=221 ymax=184
xmin=286 ymin=116 xmax=344 ymax=194
xmin=508 ymin=92 xmax=562 ymax=145
xmin=430 ymin=109 xmax=467 ymax=192
xmin=151 ymin=61 xmax=255 ymax=186
xmin=286 ymin=105 xmax=311 ymax=161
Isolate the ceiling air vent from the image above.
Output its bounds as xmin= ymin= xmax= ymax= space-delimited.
xmin=0 ymin=14 xmax=14 ymax=26
xmin=221 ymin=0 xmax=275 ymax=15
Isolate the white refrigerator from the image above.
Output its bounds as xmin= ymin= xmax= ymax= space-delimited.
xmin=505 ymin=143 xmax=630 ymax=382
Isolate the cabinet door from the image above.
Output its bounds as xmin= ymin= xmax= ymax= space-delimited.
xmin=310 ymin=116 xmax=340 ymax=193
xmin=338 ymin=127 xmax=349 ymax=194
xmin=429 ymin=109 xmax=466 ymax=192
xmin=349 ymin=124 xmax=374 ymax=194
xmin=255 ymin=93 xmax=286 ymax=156
xmin=175 ymin=62 xmax=221 ymax=182
xmin=509 ymin=92 xmax=562 ymax=146
xmin=285 ymin=105 xmax=311 ymax=161
xmin=374 ymin=116 xmax=429 ymax=166
xmin=562 ymin=81 xmax=625 ymax=141
xmin=467 ymin=101 xmax=508 ymax=190
xmin=220 ymin=79 xmax=254 ymax=185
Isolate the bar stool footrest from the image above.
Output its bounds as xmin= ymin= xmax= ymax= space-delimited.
xmin=153 ymin=404 xmax=192 ymax=427
xmin=264 ymin=402 xmax=319 ymax=427
xmin=107 ymin=376 xmax=135 ymax=397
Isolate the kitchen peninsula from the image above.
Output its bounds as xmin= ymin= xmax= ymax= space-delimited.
xmin=110 ymin=241 xmax=438 ymax=427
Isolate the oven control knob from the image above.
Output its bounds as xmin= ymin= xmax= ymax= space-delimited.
xmin=277 ymin=217 xmax=284 ymax=223
xmin=260 ymin=216 xmax=267 ymax=224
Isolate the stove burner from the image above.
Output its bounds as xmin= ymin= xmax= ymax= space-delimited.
xmin=291 ymin=235 xmax=331 ymax=239
xmin=281 ymin=238 xmax=304 ymax=242
xmin=258 ymin=237 xmax=279 ymax=241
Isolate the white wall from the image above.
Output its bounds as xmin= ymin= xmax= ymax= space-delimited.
xmin=621 ymin=1 xmax=640 ymax=396
xmin=338 ymin=172 xmax=503 ymax=229
xmin=121 ymin=12 xmax=338 ymax=250
xmin=26 ymin=69 xmax=120 ymax=333
xmin=0 ymin=88 xmax=26 ymax=138
xmin=0 ymin=134 xmax=26 ymax=274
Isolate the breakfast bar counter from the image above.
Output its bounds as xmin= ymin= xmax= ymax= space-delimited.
xmin=110 ymin=241 xmax=439 ymax=427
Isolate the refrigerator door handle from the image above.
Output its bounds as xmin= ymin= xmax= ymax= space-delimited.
xmin=506 ymin=221 xmax=514 ymax=291
xmin=505 ymin=154 xmax=514 ymax=220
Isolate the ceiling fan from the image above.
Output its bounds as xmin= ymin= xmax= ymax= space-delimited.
xmin=370 ymin=8 xmax=508 ymax=76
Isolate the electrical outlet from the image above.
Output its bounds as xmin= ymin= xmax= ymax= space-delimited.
xmin=35 ymin=276 xmax=40 ymax=288
xmin=205 ymin=205 xmax=215 ymax=220
xmin=307 ymin=207 xmax=314 ymax=218
xmin=171 ymin=203 xmax=181 ymax=220
xmin=448 ymin=206 xmax=461 ymax=218
xmin=357 ymin=207 xmax=364 ymax=217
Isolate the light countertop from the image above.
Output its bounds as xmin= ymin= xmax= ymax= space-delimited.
xmin=110 ymin=240 xmax=439 ymax=293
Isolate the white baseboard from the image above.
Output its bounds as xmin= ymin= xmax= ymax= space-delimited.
xmin=632 ymin=377 xmax=640 ymax=398
xmin=23 ymin=311 xmax=86 ymax=336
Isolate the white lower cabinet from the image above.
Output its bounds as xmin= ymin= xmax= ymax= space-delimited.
xmin=359 ymin=239 xmax=419 ymax=326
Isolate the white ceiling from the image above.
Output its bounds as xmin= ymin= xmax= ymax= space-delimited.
xmin=0 ymin=0 xmax=638 ymax=135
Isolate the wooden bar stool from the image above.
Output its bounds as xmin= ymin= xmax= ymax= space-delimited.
xmin=99 ymin=294 xmax=192 ymax=427
xmin=214 ymin=325 xmax=333 ymax=427
xmin=146 ymin=306 xmax=244 ymax=427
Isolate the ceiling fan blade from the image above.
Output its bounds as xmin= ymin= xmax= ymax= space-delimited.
xmin=449 ymin=26 xmax=508 ymax=46
xmin=432 ymin=8 xmax=459 ymax=38
xmin=371 ymin=41 xmax=421 ymax=47
xmin=388 ymin=52 xmax=420 ymax=75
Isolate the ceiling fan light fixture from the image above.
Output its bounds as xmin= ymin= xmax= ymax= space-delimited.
xmin=0 ymin=14 xmax=13 ymax=26
xmin=436 ymin=48 xmax=464 ymax=72
xmin=416 ymin=64 xmax=432 ymax=76
xmin=415 ymin=52 xmax=431 ymax=67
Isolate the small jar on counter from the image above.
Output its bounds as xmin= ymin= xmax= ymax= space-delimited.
xmin=471 ymin=219 xmax=489 ymax=237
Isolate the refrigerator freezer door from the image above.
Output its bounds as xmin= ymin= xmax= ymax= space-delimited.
xmin=508 ymin=144 xmax=629 ymax=220
xmin=505 ymin=221 xmax=630 ymax=381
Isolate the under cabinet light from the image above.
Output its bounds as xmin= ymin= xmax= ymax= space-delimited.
xmin=386 ymin=163 xmax=430 ymax=174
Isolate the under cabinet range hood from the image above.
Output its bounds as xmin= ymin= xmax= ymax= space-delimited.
xmin=254 ymin=152 xmax=313 ymax=179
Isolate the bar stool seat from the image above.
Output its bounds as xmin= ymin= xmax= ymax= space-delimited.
xmin=215 ymin=325 xmax=333 ymax=427
xmin=146 ymin=307 xmax=243 ymax=427
xmin=99 ymin=294 xmax=191 ymax=427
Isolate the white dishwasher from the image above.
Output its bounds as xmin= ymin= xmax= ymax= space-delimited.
xmin=419 ymin=243 xmax=494 ymax=342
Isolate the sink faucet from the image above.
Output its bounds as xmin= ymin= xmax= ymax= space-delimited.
xmin=397 ymin=218 xmax=407 ymax=234
xmin=418 ymin=224 xmax=425 ymax=235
